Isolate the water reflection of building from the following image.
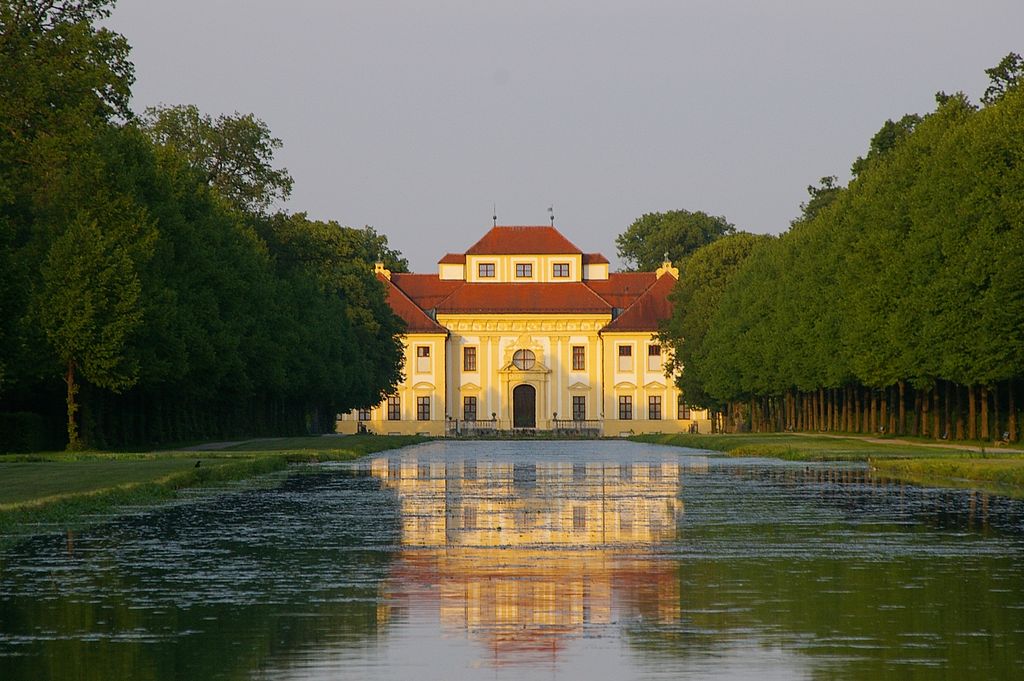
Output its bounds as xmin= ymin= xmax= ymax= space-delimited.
xmin=370 ymin=456 xmax=706 ymax=664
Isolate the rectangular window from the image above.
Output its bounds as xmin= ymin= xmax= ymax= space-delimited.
xmin=515 ymin=263 xmax=533 ymax=278
xmin=649 ymin=395 xmax=662 ymax=420
xmin=387 ymin=395 xmax=400 ymax=421
xmin=357 ymin=408 xmax=371 ymax=421
xmin=416 ymin=345 xmax=430 ymax=373
xmin=463 ymin=346 xmax=477 ymax=371
xmin=573 ymin=506 xmax=587 ymax=530
xmin=463 ymin=396 xmax=477 ymax=422
xmin=572 ymin=395 xmax=586 ymax=421
xmin=618 ymin=395 xmax=632 ymax=420
xmin=647 ymin=344 xmax=663 ymax=371
xmin=478 ymin=262 xmax=495 ymax=278
xmin=552 ymin=263 xmax=569 ymax=278
xmin=416 ymin=396 xmax=430 ymax=421
xmin=617 ymin=344 xmax=633 ymax=372
xmin=572 ymin=345 xmax=585 ymax=371
xmin=678 ymin=394 xmax=690 ymax=420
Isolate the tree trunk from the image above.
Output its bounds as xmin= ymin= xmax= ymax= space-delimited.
xmin=848 ymin=389 xmax=855 ymax=433
xmin=955 ymin=384 xmax=965 ymax=440
xmin=65 ymin=359 xmax=82 ymax=451
xmin=898 ymin=380 xmax=906 ymax=436
xmin=819 ymin=387 xmax=827 ymax=430
xmin=921 ymin=386 xmax=930 ymax=438
xmin=854 ymin=388 xmax=862 ymax=433
xmin=968 ymin=386 xmax=977 ymax=440
xmin=944 ymin=381 xmax=952 ymax=440
xmin=981 ymin=386 xmax=990 ymax=441
xmin=1009 ymin=383 xmax=1018 ymax=442
xmin=884 ymin=385 xmax=892 ymax=432
xmin=912 ymin=388 xmax=922 ymax=436
xmin=993 ymin=383 xmax=1001 ymax=442
xmin=932 ymin=385 xmax=941 ymax=440
xmin=879 ymin=391 xmax=888 ymax=435
xmin=863 ymin=387 xmax=871 ymax=433
xmin=828 ymin=388 xmax=835 ymax=432
xmin=870 ymin=391 xmax=878 ymax=434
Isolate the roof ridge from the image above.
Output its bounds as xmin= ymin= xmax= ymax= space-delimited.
xmin=464 ymin=225 xmax=584 ymax=255
xmin=390 ymin=272 xmax=465 ymax=311
xmin=583 ymin=271 xmax=658 ymax=306
xmin=378 ymin=273 xmax=447 ymax=333
xmin=601 ymin=273 xmax=675 ymax=332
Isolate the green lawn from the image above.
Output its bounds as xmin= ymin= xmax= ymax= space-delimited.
xmin=0 ymin=457 xmax=223 ymax=506
xmin=632 ymin=432 xmax=1024 ymax=460
xmin=633 ymin=432 xmax=1024 ymax=497
xmin=0 ymin=434 xmax=426 ymax=539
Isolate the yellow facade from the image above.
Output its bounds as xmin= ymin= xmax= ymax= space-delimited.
xmin=337 ymin=225 xmax=710 ymax=436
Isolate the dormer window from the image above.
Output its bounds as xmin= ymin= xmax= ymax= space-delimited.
xmin=552 ymin=263 xmax=570 ymax=278
xmin=478 ymin=262 xmax=495 ymax=278
xmin=515 ymin=263 xmax=533 ymax=278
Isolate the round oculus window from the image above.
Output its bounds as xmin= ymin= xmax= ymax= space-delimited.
xmin=512 ymin=349 xmax=536 ymax=370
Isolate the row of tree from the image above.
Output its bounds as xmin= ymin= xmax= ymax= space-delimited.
xmin=661 ymin=56 xmax=1024 ymax=442
xmin=0 ymin=1 xmax=407 ymax=450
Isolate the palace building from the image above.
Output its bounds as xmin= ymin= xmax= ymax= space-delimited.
xmin=336 ymin=225 xmax=709 ymax=436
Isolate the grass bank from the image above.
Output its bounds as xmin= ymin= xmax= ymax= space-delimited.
xmin=633 ymin=432 xmax=1024 ymax=497
xmin=0 ymin=434 xmax=426 ymax=540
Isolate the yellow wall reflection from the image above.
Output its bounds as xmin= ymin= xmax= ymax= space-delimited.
xmin=370 ymin=456 xmax=706 ymax=664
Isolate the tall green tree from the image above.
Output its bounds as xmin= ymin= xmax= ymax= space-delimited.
xmin=660 ymin=232 xmax=770 ymax=410
xmin=140 ymin=104 xmax=293 ymax=214
xmin=1 ymin=0 xmax=135 ymax=396
xmin=982 ymin=52 xmax=1023 ymax=106
xmin=350 ymin=225 xmax=409 ymax=273
xmin=791 ymin=176 xmax=843 ymax=226
xmin=849 ymin=114 xmax=922 ymax=177
xmin=37 ymin=211 xmax=154 ymax=448
xmin=616 ymin=209 xmax=734 ymax=271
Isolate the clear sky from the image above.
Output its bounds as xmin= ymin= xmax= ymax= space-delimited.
xmin=107 ymin=0 xmax=1024 ymax=272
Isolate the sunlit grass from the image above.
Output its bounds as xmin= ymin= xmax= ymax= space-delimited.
xmin=0 ymin=434 xmax=427 ymax=540
xmin=634 ymin=432 xmax=1024 ymax=495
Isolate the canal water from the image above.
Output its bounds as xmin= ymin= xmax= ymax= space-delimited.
xmin=1 ymin=440 xmax=1022 ymax=680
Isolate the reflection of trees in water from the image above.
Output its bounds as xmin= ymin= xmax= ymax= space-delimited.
xmin=716 ymin=464 xmax=1024 ymax=534
xmin=0 ymin=471 xmax=400 ymax=681
xmin=627 ymin=464 xmax=1024 ymax=678
xmin=626 ymin=553 xmax=1024 ymax=679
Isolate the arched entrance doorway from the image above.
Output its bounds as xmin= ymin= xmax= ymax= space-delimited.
xmin=512 ymin=384 xmax=537 ymax=428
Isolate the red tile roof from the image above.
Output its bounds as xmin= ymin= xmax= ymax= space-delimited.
xmin=584 ymin=272 xmax=657 ymax=309
xmin=464 ymin=226 xmax=583 ymax=255
xmin=582 ymin=253 xmax=609 ymax=265
xmin=436 ymin=282 xmax=611 ymax=315
xmin=601 ymin=273 xmax=677 ymax=332
xmin=378 ymin=274 xmax=447 ymax=334
xmin=390 ymin=274 xmax=463 ymax=310
xmin=438 ymin=253 xmax=466 ymax=264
